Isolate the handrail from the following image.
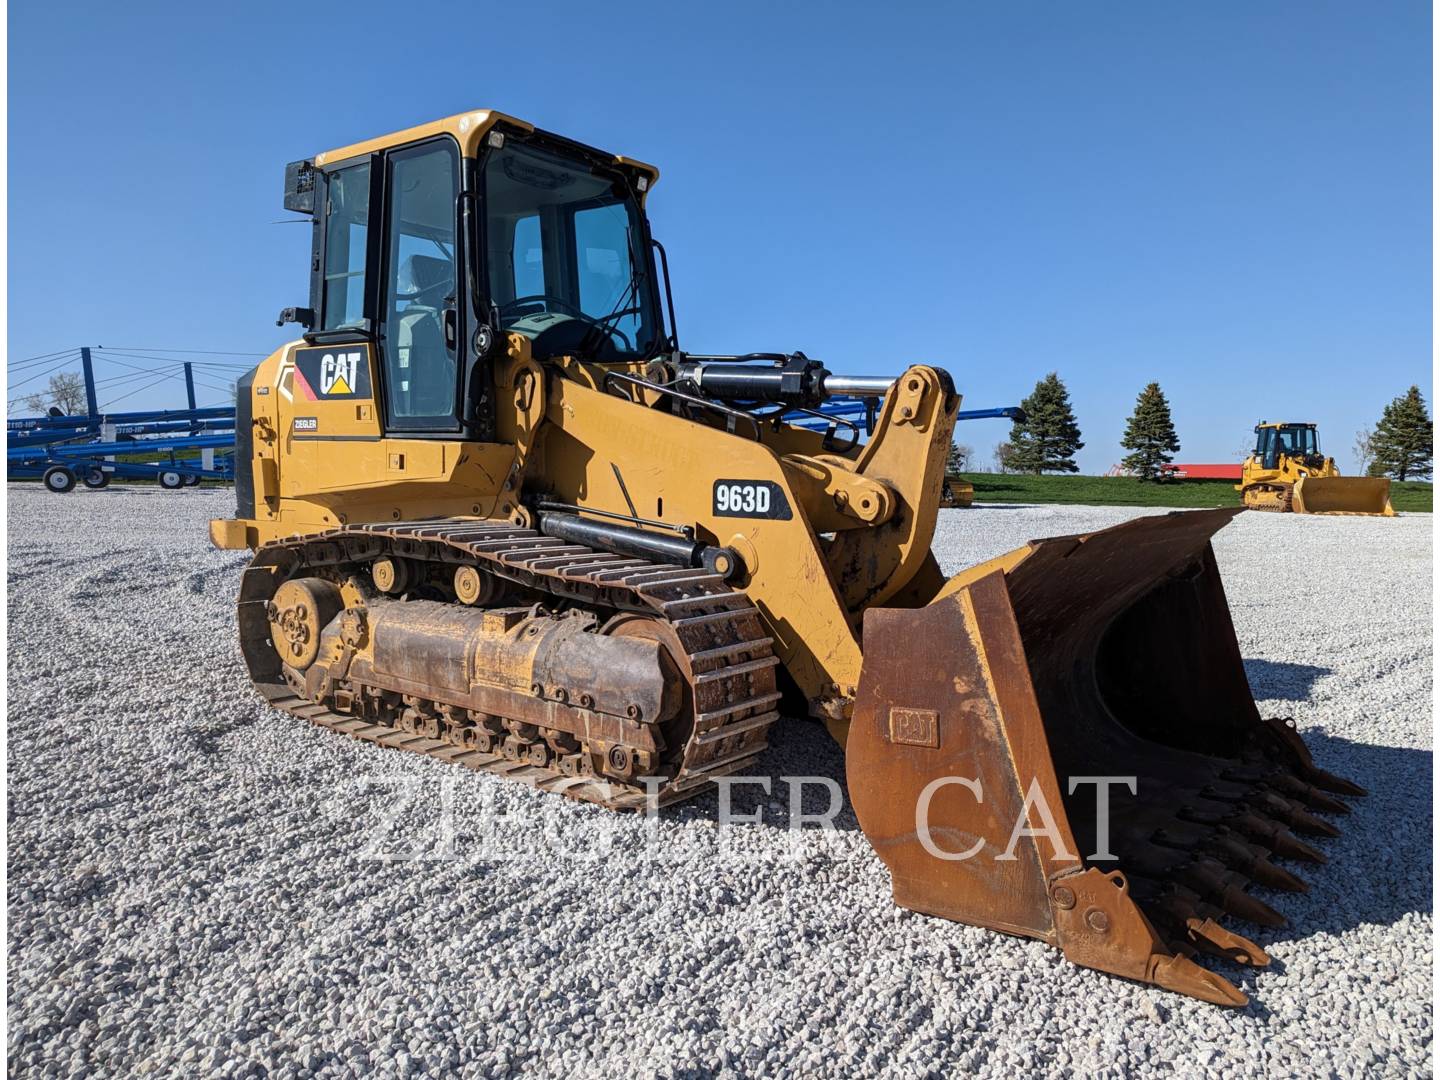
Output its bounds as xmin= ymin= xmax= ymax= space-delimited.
xmin=602 ymin=371 xmax=762 ymax=441
xmin=776 ymin=405 xmax=860 ymax=453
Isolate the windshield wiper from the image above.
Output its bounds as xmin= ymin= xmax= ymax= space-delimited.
xmin=576 ymin=265 xmax=645 ymax=359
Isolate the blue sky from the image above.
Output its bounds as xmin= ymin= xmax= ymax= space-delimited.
xmin=8 ymin=1 xmax=1431 ymax=472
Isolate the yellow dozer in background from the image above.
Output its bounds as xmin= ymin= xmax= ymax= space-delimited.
xmin=1239 ymin=421 xmax=1394 ymax=515
xmin=939 ymin=474 xmax=974 ymax=507
xmin=211 ymin=110 xmax=1361 ymax=1006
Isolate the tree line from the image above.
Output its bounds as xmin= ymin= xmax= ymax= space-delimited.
xmin=974 ymin=374 xmax=1432 ymax=481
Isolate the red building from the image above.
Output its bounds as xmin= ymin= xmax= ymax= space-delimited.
xmin=1160 ymin=463 xmax=1243 ymax=480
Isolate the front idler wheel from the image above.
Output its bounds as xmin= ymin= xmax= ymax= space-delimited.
xmin=266 ymin=577 xmax=344 ymax=671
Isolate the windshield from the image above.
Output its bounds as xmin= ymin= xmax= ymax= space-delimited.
xmin=1256 ymin=425 xmax=1319 ymax=462
xmin=482 ymin=139 xmax=659 ymax=361
xmin=1277 ymin=425 xmax=1319 ymax=456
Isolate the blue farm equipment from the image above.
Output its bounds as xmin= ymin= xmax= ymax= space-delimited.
xmin=8 ymin=410 xmax=237 ymax=492
xmin=7 ymin=352 xmax=239 ymax=492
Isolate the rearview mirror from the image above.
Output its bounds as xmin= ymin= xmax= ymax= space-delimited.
xmin=283 ymin=159 xmax=316 ymax=214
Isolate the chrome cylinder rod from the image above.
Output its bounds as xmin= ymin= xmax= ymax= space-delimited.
xmin=819 ymin=374 xmax=896 ymax=398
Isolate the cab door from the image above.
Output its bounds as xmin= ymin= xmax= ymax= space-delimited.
xmin=376 ymin=139 xmax=462 ymax=434
xmin=281 ymin=138 xmax=465 ymax=498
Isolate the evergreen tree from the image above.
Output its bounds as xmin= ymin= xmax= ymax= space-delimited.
xmin=946 ymin=442 xmax=972 ymax=472
xmin=1367 ymin=386 xmax=1433 ymax=481
xmin=1008 ymin=373 xmax=1083 ymax=474
xmin=1119 ymin=382 xmax=1181 ymax=481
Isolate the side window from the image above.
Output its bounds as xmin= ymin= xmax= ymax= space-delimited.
xmin=322 ymin=163 xmax=370 ymax=331
xmin=382 ymin=142 xmax=458 ymax=427
xmin=512 ymin=215 xmax=545 ymax=299
xmin=1260 ymin=429 xmax=1278 ymax=467
xmin=574 ymin=204 xmax=640 ymax=348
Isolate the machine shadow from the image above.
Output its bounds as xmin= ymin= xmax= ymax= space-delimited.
xmin=673 ymin=720 xmax=1431 ymax=944
xmin=666 ymin=715 xmax=860 ymax=832
xmin=1222 ymin=731 xmax=1431 ymax=1004
xmin=1257 ymin=731 xmax=1433 ymax=933
xmin=1242 ymin=658 xmax=1333 ymax=702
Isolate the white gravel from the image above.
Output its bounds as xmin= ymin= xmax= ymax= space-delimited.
xmin=7 ymin=485 xmax=1432 ymax=1077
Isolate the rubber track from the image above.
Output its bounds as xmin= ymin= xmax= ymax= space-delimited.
xmin=238 ymin=519 xmax=783 ymax=810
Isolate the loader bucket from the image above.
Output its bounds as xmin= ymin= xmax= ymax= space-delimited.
xmin=1292 ymin=475 xmax=1395 ymax=516
xmin=847 ymin=507 xmax=1362 ymax=1005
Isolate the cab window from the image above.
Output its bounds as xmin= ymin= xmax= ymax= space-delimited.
xmin=1276 ymin=426 xmax=1317 ymax=456
xmin=513 ymin=214 xmax=545 ymax=297
xmin=482 ymin=139 xmax=658 ymax=361
xmin=321 ymin=163 xmax=370 ymax=331
xmin=381 ymin=142 xmax=458 ymax=428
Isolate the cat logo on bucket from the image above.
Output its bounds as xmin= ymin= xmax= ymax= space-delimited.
xmin=292 ymin=345 xmax=372 ymax=401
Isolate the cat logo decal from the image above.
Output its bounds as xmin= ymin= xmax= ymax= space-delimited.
xmin=292 ymin=346 xmax=371 ymax=401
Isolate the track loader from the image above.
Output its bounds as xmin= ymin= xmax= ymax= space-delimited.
xmin=212 ymin=111 xmax=1362 ymax=1006
xmin=1239 ymin=421 xmax=1394 ymax=515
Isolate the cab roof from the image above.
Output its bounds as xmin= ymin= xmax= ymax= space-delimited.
xmin=312 ymin=109 xmax=659 ymax=187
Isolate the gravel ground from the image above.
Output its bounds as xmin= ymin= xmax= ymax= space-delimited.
xmin=7 ymin=486 xmax=1432 ymax=1077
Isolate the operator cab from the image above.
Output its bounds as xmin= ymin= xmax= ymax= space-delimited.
xmin=1254 ymin=422 xmax=1320 ymax=469
xmin=280 ymin=112 xmax=667 ymax=442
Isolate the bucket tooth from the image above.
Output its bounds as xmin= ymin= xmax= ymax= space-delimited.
xmin=1293 ymin=812 xmax=1341 ymax=839
xmin=1177 ymin=859 xmax=1287 ymax=928
xmin=1253 ymin=793 xmax=1341 ymax=838
xmin=1183 ymin=917 xmax=1271 ymax=967
xmin=1215 ymin=888 xmax=1287 ymax=929
xmin=1149 ymin=955 xmax=1249 ymax=1007
xmin=1227 ymin=810 xmax=1328 ymax=863
xmin=1246 ymin=856 xmax=1309 ymax=893
xmin=1145 ymin=823 xmax=1308 ymax=892
xmin=1258 ymin=717 xmax=1368 ymax=797
xmin=1302 ymin=765 xmax=1367 ymax=798
xmin=1269 ymin=830 xmax=1327 ymax=865
xmin=1208 ymin=830 xmax=1267 ymax=864
xmin=1269 ymin=775 xmax=1352 ymax=816
xmin=1301 ymin=787 xmax=1351 ymax=817
xmin=1206 ymin=835 xmax=1307 ymax=891
xmin=1149 ymin=890 xmax=1269 ymax=965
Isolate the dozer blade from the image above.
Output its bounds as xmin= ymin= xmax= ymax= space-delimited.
xmin=847 ymin=507 xmax=1362 ymax=1006
xmin=1291 ymin=475 xmax=1395 ymax=516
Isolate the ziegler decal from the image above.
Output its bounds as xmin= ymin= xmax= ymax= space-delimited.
xmin=292 ymin=346 xmax=372 ymax=401
xmin=712 ymin=480 xmax=792 ymax=520
xmin=293 ymin=417 xmax=319 ymax=432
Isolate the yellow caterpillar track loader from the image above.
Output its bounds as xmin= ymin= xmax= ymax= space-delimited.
xmin=1239 ymin=422 xmax=1394 ymax=515
xmin=939 ymin=474 xmax=973 ymax=507
xmin=212 ymin=111 xmax=1362 ymax=1006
